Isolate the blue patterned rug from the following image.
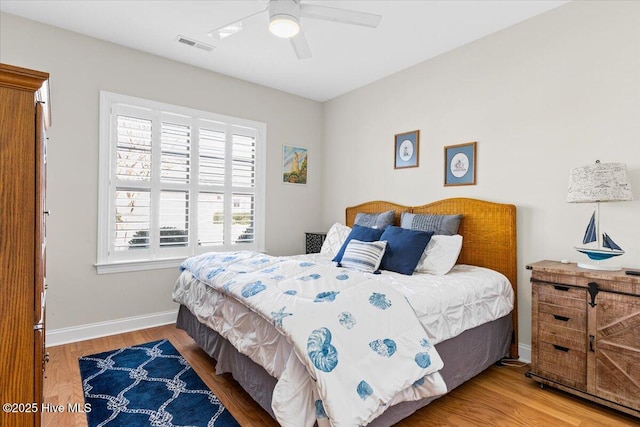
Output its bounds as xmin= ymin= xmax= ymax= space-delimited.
xmin=79 ymin=339 xmax=240 ymax=427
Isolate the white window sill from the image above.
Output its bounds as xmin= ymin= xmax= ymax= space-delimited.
xmin=95 ymin=258 xmax=186 ymax=274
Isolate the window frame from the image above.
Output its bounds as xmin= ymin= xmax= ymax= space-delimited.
xmin=96 ymin=91 xmax=266 ymax=274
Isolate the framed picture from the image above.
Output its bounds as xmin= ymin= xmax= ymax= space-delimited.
xmin=394 ymin=130 xmax=419 ymax=169
xmin=282 ymin=145 xmax=308 ymax=184
xmin=444 ymin=141 xmax=476 ymax=186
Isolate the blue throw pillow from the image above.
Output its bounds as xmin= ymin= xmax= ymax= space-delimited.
xmin=332 ymin=224 xmax=385 ymax=263
xmin=379 ymin=226 xmax=434 ymax=275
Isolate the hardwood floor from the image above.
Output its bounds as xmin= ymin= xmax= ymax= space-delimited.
xmin=43 ymin=324 xmax=638 ymax=426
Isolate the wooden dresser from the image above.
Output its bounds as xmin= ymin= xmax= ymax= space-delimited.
xmin=526 ymin=260 xmax=640 ymax=418
xmin=0 ymin=64 xmax=50 ymax=427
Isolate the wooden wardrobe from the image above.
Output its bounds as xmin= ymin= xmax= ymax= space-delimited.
xmin=0 ymin=63 xmax=50 ymax=427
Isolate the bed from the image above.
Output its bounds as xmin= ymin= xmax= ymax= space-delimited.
xmin=173 ymin=197 xmax=518 ymax=426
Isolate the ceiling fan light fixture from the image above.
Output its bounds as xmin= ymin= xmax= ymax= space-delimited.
xmin=269 ymin=14 xmax=300 ymax=38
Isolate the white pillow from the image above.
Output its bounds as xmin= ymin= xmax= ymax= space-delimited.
xmin=415 ymin=235 xmax=463 ymax=275
xmin=320 ymin=223 xmax=352 ymax=258
xmin=339 ymin=240 xmax=387 ymax=273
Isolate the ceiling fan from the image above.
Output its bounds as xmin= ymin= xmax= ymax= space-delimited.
xmin=208 ymin=0 xmax=382 ymax=59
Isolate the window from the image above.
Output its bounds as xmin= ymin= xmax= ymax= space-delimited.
xmin=97 ymin=91 xmax=266 ymax=273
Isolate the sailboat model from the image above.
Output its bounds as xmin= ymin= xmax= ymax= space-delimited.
xmin=575 ymin=211 xmax=624 ymax=261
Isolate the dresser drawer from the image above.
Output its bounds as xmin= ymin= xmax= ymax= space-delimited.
xmin=536 ymin=341 xmax=587 ymax=390
xmin=537 ymin=322 xmax=585 ymax=351
xmin=531 ymin=270 xmax=578 ymax=286
xmin=577 ymin=276 xmax=640 ymax=295
xmin=537 ymin=282 xmax=585 ymax=309
xmin=538 ymin=302 xmax=586 ymax=331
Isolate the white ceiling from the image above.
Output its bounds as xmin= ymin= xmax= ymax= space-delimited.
xmin=0 ymin=0 xmax=570 ymax=102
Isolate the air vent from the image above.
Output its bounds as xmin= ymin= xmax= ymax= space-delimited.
xmin=175 ymin=35 xmax=215 ymax=52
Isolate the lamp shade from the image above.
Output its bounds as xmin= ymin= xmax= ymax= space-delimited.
xmin=567 ymin=161 xmax=633 ymax=203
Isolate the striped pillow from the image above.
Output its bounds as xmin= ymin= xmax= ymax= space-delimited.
xmin=339 ymin=239 xmax=387 ymax=273
xmin=400 ymin=212 xmax=462 ymax=235
xmin=354 ymin=210 xmax=395 ymax=229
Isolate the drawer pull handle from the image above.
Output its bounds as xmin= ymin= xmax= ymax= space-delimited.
xmin=553 ymin=285 xmax=570 ymax=292
xmin=589 ymin=335 xmax=595 ymax=352
xmin=553 ymin=315 xmax=570 ymax=322
xmin=552 ymin=344 xmax=570 ymax=353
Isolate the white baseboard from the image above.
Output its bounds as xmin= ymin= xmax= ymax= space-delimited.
xmin=46 ymin=309 xmax=179 ymax=347
xmin=518 ymin=343 xmax=531 ymax=363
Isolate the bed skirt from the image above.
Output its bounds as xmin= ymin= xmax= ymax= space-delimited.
xmin=176 ymin=304 xmax=512 ymax=426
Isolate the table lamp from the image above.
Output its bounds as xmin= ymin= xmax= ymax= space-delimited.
xmin=567 ymin=160 xmax=633 ymax=270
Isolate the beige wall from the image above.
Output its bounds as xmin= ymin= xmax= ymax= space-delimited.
xmin=322 ymin=0 xmax=640 ymax=352
xmin=0 ymin=13 xmax=323 ymax=331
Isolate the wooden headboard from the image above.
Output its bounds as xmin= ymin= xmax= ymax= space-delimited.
xmin=346 ymin=198 xmax=518 ymax=358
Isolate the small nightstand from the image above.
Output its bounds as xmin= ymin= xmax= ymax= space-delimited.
xmin=526 ymin=260 xmax=640 ymax=418
xmin=305 ymin=232 xmax=327 ymax=254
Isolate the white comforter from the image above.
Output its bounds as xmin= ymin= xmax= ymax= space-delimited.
xmin=176 ymin=251 xmax=447 ymax=427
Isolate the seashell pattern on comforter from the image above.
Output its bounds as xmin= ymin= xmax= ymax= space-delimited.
xmin=178 ymin=251 xmax=446 ymax=427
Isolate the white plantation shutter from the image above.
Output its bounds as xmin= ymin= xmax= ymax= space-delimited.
xmin=112 ymin=105 xmax=154 ymax=258
xmin=116 ymin=115 xmax=152 ymax=181
xmin=158 ymin=114 xmax=191 ymax=257
xmin=114 ymin=189 xmax=150 ymax=251
xmin=230 ymin=127 xmax=257 ymax=245
xmin=231 ymin=193 xmax=255 ymax=244
xmin=232 ymin=129 xmax=256 ymax=188
xmin=97 ymin=91 xmax=265 ymax=273
xmin=195 ymin=123 xmax=258 ymax=248
xmin=197 ymin=192 xmax=224 ymax=246
xmin=161 ymin=118 xmax=191 ymax=184
xmin=199 ymin=124 xmax=226 ymax=186
xmin=159 ymin=191 xmax=189 ymax=249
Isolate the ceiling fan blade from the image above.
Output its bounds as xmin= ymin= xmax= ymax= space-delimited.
xmin=208 ymin=8 xmax=266 ymax=40
xmin=300 ymin=4 xmax=381 ymax=28
xmin=290 ymin=29 xmax=312 ymax=59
